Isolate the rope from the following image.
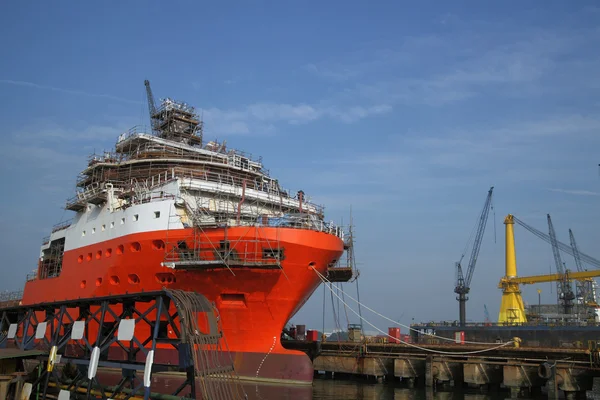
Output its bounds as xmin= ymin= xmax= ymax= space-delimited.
xmin=314 ymin=266 xmax=509 ymax=345
xmin=312 ymin=268 xmax=515 ymax=354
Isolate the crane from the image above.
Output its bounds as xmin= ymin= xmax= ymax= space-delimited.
xmin=547 ymin=214 xmax=575 ymax=314
xmin=498 ymin=214 xmax=600 ymax=325
xmin=569 ymin=229 xmax=595 ymax=306
xmin=455 ymin=186 xmax=494 ymax=326
xmin=144 ymin=79 xmax=160 ymax=135
xmin=512 ymin=216 xmax=600 ymax=268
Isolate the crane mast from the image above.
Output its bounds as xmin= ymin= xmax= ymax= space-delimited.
xmin=547 ymin=214 xmax=575 ymax=314
xmin=455 ymin=186 xmax=494 ymax=326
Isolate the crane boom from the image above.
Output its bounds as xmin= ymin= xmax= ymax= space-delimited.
xmin=513 ymin=216 xmax=600 ymax=268
xmin=547 ymin=214 xmax=574 ymax=313
xmin=570 ymin=229 xmax=593 ymax=306
xmin=569 ymin=229 xmax=584 ymax=273
xmin=454 ymin=186 xmax=494 ymax=326
xmin=465 ymin=187 xmax=494 ymax=287
xmin=144 ymin=79 xmax=159 ymax=134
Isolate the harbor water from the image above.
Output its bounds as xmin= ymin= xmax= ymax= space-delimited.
xmin=242 ymin=378 xmax=600 ymax=400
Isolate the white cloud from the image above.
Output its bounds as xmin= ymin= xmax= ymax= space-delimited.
xmin=306 ymin=25 xmax=600 ymax=107
xmin=305 ymin=113 xmax=600 ymax=199
xmin=547 ymin=189 xmax=600 ymax=197
xmin=202 ymin=102 xmax=392 ymax=135
xmin=0 ymin=79 xmax=141 ymax=104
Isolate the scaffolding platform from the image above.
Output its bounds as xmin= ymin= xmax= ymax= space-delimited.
xmin=326 ymin=266 xmax=354 ymax=282
xmin=165 ymin=259 xmax=282 ymax=270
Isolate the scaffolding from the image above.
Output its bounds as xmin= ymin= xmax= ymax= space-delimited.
xmin=60 ymin=84 xmax=350 ymax=279
xmin=39 ymin=238 xmax=65 ymax=280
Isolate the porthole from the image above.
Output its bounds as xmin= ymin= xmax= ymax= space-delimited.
xmin=96 ymin=250 xmax=102 ymax=260
xmin=110 ymin=276 xmax=120 ymax=285
xmin=128 ymin=274 xmax=140 ymax=285
xmin=86 ymin=253 xmax=92 ymax=262
xmin=130 ymin=242 xmax=141 ymax=252
xmin=80 ymin=280 xmax=86 ymax=289
xmin=95 ymin=278 xmax=103 ymax=286
xmin=105 ymin=248 xmax=112 ymax=257
xmin=152 ymin=240 xmax=165 ymax=250
xmin=117 ymin=245 xmax=124 ymax=255
xmin=77 ymin=255 xmax=84 ymax=263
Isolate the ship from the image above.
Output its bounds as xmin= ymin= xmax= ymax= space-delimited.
xmin=19 ymin=80 xmax=353 ymax=385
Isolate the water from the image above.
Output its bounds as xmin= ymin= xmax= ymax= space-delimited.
xmin=243 ymin=378 xmax=600 ymax=400
xmin=244 ymin=379 xmax=532 ymax=400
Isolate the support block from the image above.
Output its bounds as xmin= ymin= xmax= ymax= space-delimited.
xmin=464 ymin=361 xmax=502 ymax=386
xmin=431 ymin=360 xmax=463 ymax=385
xmin=394 ymin=358 xmax=425 ymax=379
xmin=313 ymin=355 xmax=392 ymax=379
xmin=503 ymin=364 xmax=543 ymax=389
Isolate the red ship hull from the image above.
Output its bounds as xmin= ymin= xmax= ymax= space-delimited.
xmin=22 ymin=226 xmax=343 ymax=384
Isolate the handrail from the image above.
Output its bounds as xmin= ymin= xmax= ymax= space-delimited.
xmin=52 ymin=219 xmax=73 ymax=233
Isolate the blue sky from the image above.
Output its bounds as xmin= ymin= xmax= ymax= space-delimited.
xmin=1 ymin=1 xmax=599 ymax=331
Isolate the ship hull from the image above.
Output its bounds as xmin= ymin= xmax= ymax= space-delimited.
xmin=23 ymin=226 xmax=344 ymax=384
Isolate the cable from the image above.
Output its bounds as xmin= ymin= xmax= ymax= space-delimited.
xmin=313 ymin=267 xmax=513 ymax=347
xmin=313 ymin=268 xmax=514 ymax=355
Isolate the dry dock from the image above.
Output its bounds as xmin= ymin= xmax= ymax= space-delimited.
xmin=283 ymin=339 xmax=600 ymax=399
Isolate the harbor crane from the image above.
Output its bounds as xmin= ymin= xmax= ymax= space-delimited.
xmin=455 ymin=186 xmax=494 ymax=326
xmin=499 ymin=215 xmax=600 ymax=325
xmin=511 ymin=215 xmax=600 ymax=307
xmin=547 ymin=214 xmax=575 ymax=314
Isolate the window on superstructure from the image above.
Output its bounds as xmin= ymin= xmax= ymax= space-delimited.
xmin=82 ymin=231 xmax=86 ymax=237
xmin=101 ymin=224 xmax=106 ymax=231
xmin=111 ymin=222 xmax=114 ymax=228
xmin=92 ymin=228 xmax=96 ymax=234
xmin=133 ymin=214 xmax=139 ymax=222
xmin=121 ymin=218 xmax=125 ymax=225
xmin=154 ymin=211 xmax=160 ymax=219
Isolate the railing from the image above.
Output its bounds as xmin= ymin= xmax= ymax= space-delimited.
xmin=114 ymin=125 xmax=266 ymax=169
xmin=176 ymin=167 xmax=325 ymax=215
xmin=412 ymin=320 xmax=600 ymax=328
xmin=41 ymin=236 xmax=50 ymax=245
xmin=116 ymin=125 xmax=151 ymax=144
xmin=163 ymin=237 xmax=283 ymax=268
xmin=257 ymin=213 xmax=344 ymax=239
xmin=66 ymin=182 xmax=111 ymax=208
xmin=52 ymin=219 xmax=73 ymax=233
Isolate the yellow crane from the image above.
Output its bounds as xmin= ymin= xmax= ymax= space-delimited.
xmin=498 ymin=214 xmax=600 ymax=324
